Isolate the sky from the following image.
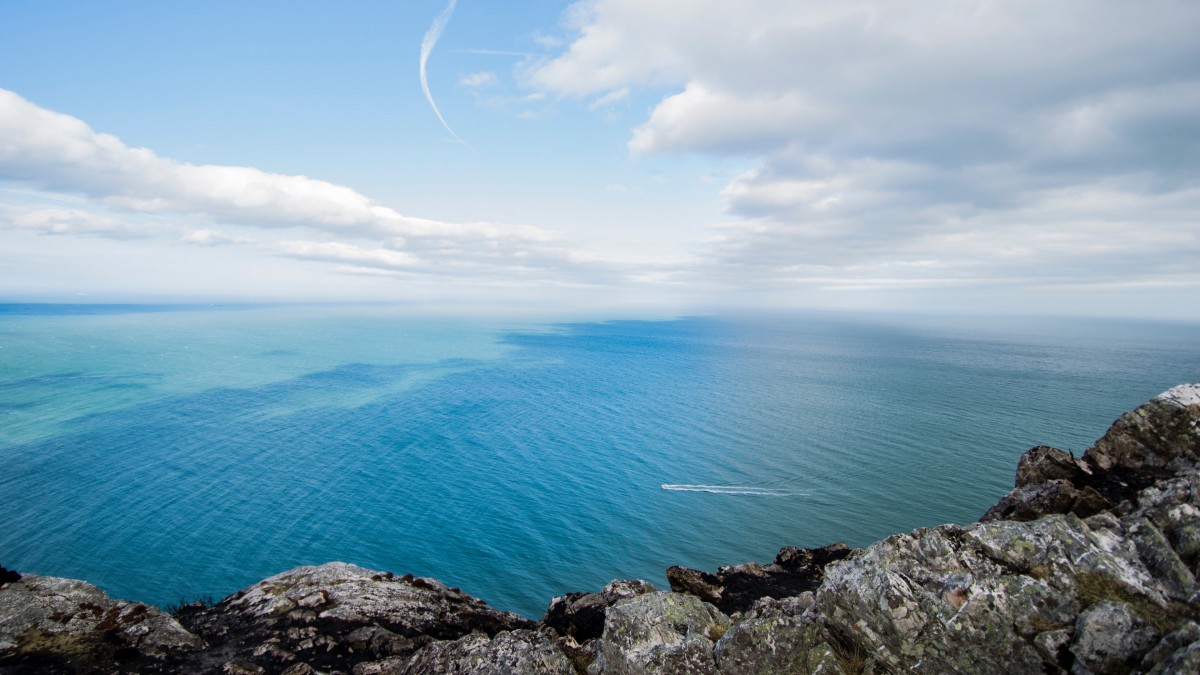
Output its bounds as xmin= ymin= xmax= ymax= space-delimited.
xmin=1 ymin=0 xmax=1198 ymax=318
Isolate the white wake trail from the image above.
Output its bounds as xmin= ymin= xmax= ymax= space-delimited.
xmin=660 ymin=484 xmax=795 ymax=496
xmin=420 ymin=0 xmax=468 ymax=146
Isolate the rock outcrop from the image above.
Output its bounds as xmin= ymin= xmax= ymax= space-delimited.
xmin=0 ymin=573 xmax=202 ymax=673
xmin=541 ymin=580 xmax=658 ymax=643
xmin=983 ymin=384 xmax=1200 ymax=523
xmin=174 ymin=562 xmax=534 ymax=674
xmin=2 ymin=383 xmax=1198 ymax=674
xmin=590 ymin=592 xmax=729 ymax=675
xmin=395 ymin=629 xmax=575 ymax=675
xmin=665 ymin=543 xmax=854 ymax=615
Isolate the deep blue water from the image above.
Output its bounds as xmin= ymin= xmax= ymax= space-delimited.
xmin=1 ymin=306 xmax=1198 ymax=618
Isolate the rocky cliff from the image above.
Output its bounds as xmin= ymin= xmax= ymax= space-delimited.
xmin=3 ymin=384 xmax=1199 ymax=674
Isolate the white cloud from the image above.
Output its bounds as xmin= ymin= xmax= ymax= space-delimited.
xmin=587 ymin=87 xmax=630 ymax=111
xmin=0 ymin=88 xmax=550 ymax=245
xmin=628 ymin=83 xmax=826 ymax=154
xmin=527 ymin=0 xmax=1200 ymax=296
xmin=532 ymin=32 xmax=565 ymax=49
xmin=0 ymin=88 xmax=635 ymax=286
xmin=331 ymin=264 xmax=405 ymax=278
xmin=180 ymin=228 xmax=257 ymax=246
xmin=276 ymin=240 xmax=419 ymax=269
xmin=5 ymin=208 xmax=149 ymax=239
xmin=460 ymin=71 xmax=499 ymax=88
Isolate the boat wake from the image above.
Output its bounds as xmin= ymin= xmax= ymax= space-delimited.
xmin=660 ymin=484 xmax=793 ymax=496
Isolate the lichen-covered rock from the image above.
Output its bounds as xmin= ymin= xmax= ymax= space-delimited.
xmin=540 ymin=580 xmax=657 ymax=642
xmin=1126 ymin=516 xmax=1197 ymax=602
xmin=983 ymin=478 xmax=1112 ymax=522
xmin=734 ymin=592 xmax=814 ymax=622
xmin=986 ymin=383 xmax=1200 ymax=523
xmin=1071 ymin=601 xmax=1160 ymax=673
xmin=807 ymin=491 xmax=1199 ymax=674
xmin=713 ymin=614 xmax=845 ymax=674
xmin=176 ymin=562 xmax=533 ymax=673
xmin=1088 ymin=384 xmax=1200 ymax=473
xmin=218 ymin=562 xmax=528 ymax=635
xmin=396 ymin=629 xmax=575 ymax=674
xmin=1141 ymin=621 xmax=1200 ymax=674
xmin=662 ymin=567 xmax=722 ymax=607
xmin=592 ymin=592 xmax=729 ymax=675
xmin=811 ymin=524 xmax=1050 ymax=673
xmin=0 ymin=573 xmax=202 ymax=673
xmin=1114 ymin=474 xmax=1200 ymax=574
xmin=666 ymin=543 xmax=853 ymax=615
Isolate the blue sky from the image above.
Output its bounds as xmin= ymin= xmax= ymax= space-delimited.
xmin=1 ymin=0 xmax=1198 ymax=317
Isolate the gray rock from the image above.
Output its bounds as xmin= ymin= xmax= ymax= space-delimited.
xmin=1117 ymin=475 xmax=1200 ymax=574
xmin=1017 ymin=446 xmax=1090 ymax=487
xmin=594 ymin=592 xmax=729 ymax=675
xmin=1141 ymin=621 xmax=1200 ymax=675
xmin=1088 ymin=384 xmax=1200 ymax=473
xmin=713 ymin=614 xmax=845 ymax=674
xmin=177 ymin=562 xmax=533 ymax=673
xmin=540 ymin=579 xmax=657 ymax=642
xmin=218 ymin=562 xmax=527 ymax=634
xmin=1070 ymin=601 xmax=1159 ymax=673
xmin=812 ymin=524 xmax=1050 ymax=673
xmin=984 ymin=383 xmax=1200 ymax=524
xmin=803 ymin=496 xmax=1200 ymax=673
xmin=354 ymin=656 xmax=409 ymax=674
xmin=398 ymin=629 xmax=575 ymax=674
xmin=666 ymin=543 xmax=854 ymax=614
xmin=1033 ymin=628 xmax=1072 ymax=669
xmin=982 ymin=478 xmax=1110 ymax=522
xmin=1127 ymin=516 xmax=1197 ymax=602
xmin=0 ymin=573 xmax=202 ymax=672
xmin=735 ymin=591 xmax=814 ymax=622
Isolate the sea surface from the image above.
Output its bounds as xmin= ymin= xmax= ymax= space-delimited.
xmin=2 ymin=305 xmax=1198 ymax=618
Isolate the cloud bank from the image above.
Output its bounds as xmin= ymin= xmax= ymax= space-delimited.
xmin=0 ymin=88 xmax=615 ymax=286
xmin=527 ymin=0 xmax=1200 ymax=297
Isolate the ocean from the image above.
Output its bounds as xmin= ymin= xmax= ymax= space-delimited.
xmin=1 ymin=305 xmax=1198 ymax=618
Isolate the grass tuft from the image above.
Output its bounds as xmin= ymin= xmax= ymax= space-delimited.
xmin=1074 ymin=572 xmax=1188 ymax=634
xmin=826 ymin=623 xmax=870 ymax=675
xmin=165 ymin=593 xmax=215 ymax=616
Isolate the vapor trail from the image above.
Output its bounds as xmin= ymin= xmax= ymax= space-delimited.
xmin=420 ymin=0 xmax=468 ymax=146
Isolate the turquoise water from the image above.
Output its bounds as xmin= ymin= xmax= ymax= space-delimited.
xmin=2 ymin=306 xmax=1198 ymax=618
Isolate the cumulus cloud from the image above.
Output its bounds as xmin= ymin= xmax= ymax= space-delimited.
xmin=276 ymin=240 xmax=419 ymax=269
xmin=529 ymin=0 xmax=1200 ymax=293
xmin=5 ymin=208 xmax=149 ymax=239
xmin=0 ymin=88 xmax=625 ymax=285
xmin=180 ymin=229 xmax=257 ymax=246
xmin=0 ymin=89 xmax=552 ymax=246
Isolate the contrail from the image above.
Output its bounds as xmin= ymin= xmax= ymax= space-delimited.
xmin=456 ymin=48 xmax=529 ymax=57
xmin=420 ymin=0 xmax=468 ymax=146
